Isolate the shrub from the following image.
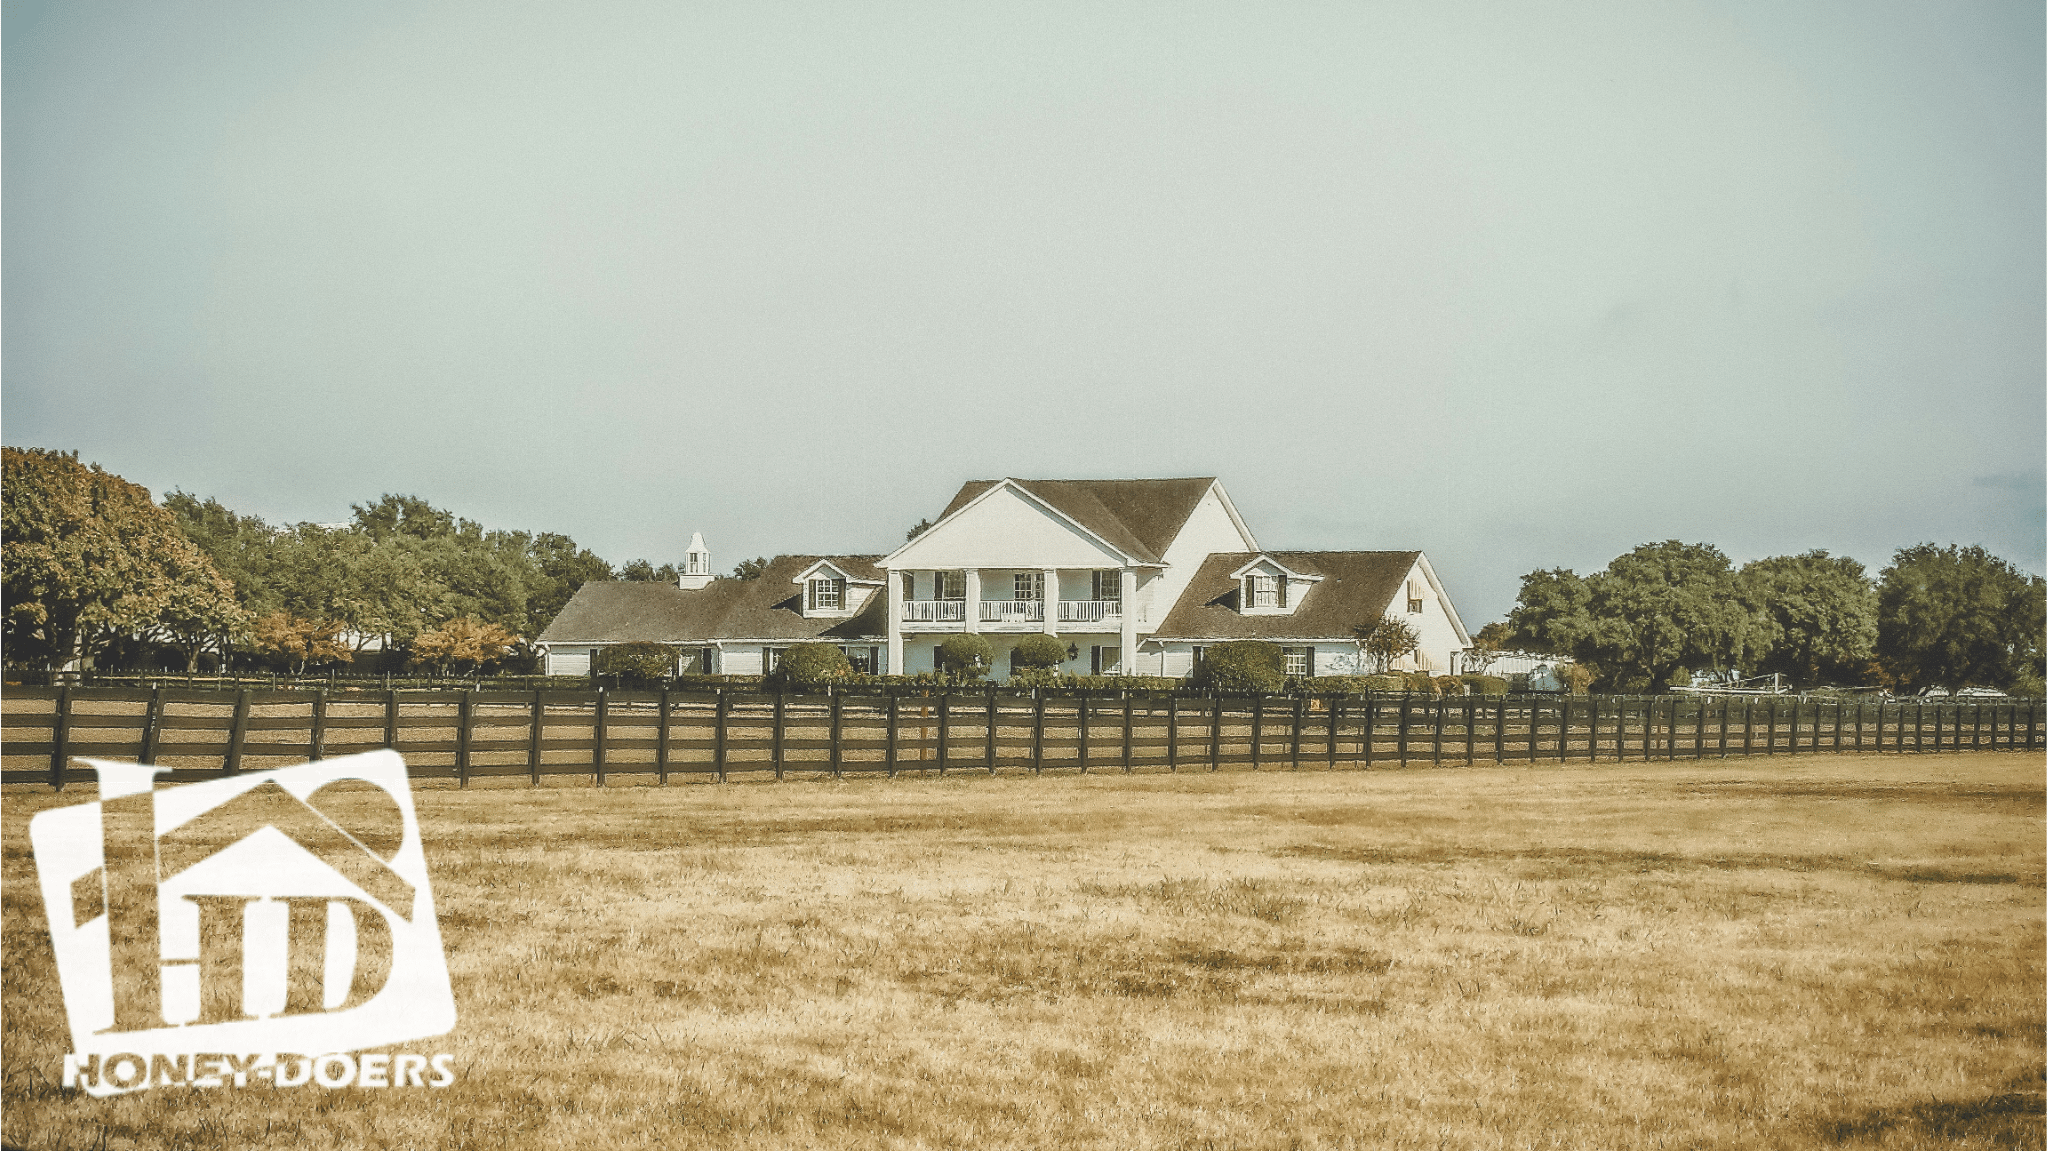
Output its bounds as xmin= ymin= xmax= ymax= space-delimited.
xmin=1432 ymin=675 xmax=1464 ymax=696
xmin=1009 ymin=634 xmax=1068 ymax=671
xmin=1459 ymin=674 xmax=1509 ymax=696
xmin=765 ymin=643 xmax=851 ymax=692
xmin=1361 ymin=674 xmax=1411 ymax=693
xmin=1188 ymin=641 xmax=1286 ymax=693
xmin=1559 ymin=663 xmax=1596 ymax=695
xmin=937 ymin=634 xmax=994 ymax=680
xmin=594 ymin=642 xmax=678 ymax=682
xmin=1403 ymin=672 xmax=1437 ymax=695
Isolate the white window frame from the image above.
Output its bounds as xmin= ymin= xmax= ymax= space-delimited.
xmin=1246 ymin=573 xmax=1279 ymax=610
xmin=1282 ymin=647 xmax=1310 ymax=678
xmin=808 ymin=577 xmax=844 ymax=611
xmin=934 ymin=570 xmax=966 ymax=601
xmin=1014 ymin=572 xmax=1043 ymax=601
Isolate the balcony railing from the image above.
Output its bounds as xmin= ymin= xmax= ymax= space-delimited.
xmin=980 ymin=600 xmax=1045 ymax=624
xmin=901 ymin=600 xmax=967 ymax=622
xmin=1056 ymin=599 xmax=1123 ymax=623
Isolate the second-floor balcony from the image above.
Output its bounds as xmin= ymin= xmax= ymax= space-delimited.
xmin=1056 ymin=599 xmax=1122 ymax=623
xmin=980 ymin=600 xmax=1045 ymax=624
xmin=901 ymin=600 xmax=967 ymax=622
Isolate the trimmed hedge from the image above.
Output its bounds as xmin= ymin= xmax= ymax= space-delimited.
xmin=1459 ymin=674 xmax=1509 ymax=695
xmin=1009 ymin=634 xmax=1068 ymax=671
xmin=594 ymin=642 xmax=679 ymax=682
xmin=764 ymin=643 xmax=851 ymax=692
xmin=1188 ymin=641 xmax=1286 ymax=694
xmin=1432 ymin=675 xmax=1465 ymax=696
xmin=937 ymin=634 xmax=995 ymax=679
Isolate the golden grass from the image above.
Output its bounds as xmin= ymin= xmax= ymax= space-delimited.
xmin=4 ymin=752 xmax=2043 ymax=1149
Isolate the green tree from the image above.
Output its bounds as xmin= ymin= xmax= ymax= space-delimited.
xmin=252 ymin=611 xmax=353 ymax=675
xmin=1502 ymin=569 xmax=1592 ymax=656
xmin=1577 ymin=542 xmax=1758 ymax=691
xmin=1188 ymin=640 xmax=1285 ymax=693
xmin=2 ymin=448 xmax=241 ymax=670
xmin=1739 ymin=550 xmax=1878 ymax=686
xmin=619 ymin=559 xmax=681 ymax=582
xmin=1875 ymin=544 xmax=2046 ymax=692
xmin=937 ymin=634 xmax=994 ymax=680
xmin=524 ymin=532 xmax=614 ymax=638
xmin=729 ymin=556 xmax=770 ymax=581
xmin=1009 ymin=634 xmax=1068 ymax=672
xmin=765 ymin=643 xmax=852 ymax=691
xmin=1355 ymin=614 xmax=1421 ymax=673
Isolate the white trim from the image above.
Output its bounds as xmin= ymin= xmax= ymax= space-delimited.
xmin=1225 ymin=554 xmax=1323 ymax=583
xmin=1206 ymin=480 xmax=1261 ymax=552
xmin=879 ymin=479 xmax=1162 ymax=569
xmin=1411 ymin=553 xmax=1472 ymax=647
xmin=789 ymin=558 xmax=884 ymax=586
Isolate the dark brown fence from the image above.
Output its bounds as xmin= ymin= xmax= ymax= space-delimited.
xmin=3 ymin=687 xmax=2040 ymax=789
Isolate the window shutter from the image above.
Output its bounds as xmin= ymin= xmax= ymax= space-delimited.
xmin=1305 ymin=646 xmax=1315 ymax=677
xmin=1278 ymin=575 xmax=1288 ymax=608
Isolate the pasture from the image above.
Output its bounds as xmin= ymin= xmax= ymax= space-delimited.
xmin=4 ymin=751 xmax=2043 ymax=1149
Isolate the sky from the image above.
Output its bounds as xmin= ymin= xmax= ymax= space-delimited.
xmin=5 ymin=0 xmax=2042 ymax=625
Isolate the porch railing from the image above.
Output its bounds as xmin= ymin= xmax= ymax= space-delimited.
xmin=980 ymin=600 xmax=1046 ymax=623
xmin=1057 ymin=599 xmax=1122 ymax=623
xmin=901 ymin=600 xmax=967 ymax=622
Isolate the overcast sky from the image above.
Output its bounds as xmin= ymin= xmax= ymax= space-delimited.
xmin=6 ymin=1 xmax=2041 ymax=624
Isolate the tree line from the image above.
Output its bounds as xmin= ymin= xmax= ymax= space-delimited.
xmin=1485 ymin=540 xmax=2045 ymax=695
xmin=1 ymin=448 xmax=683 ymax=674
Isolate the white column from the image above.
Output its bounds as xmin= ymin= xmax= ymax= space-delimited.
xmin=886 ymin=571 xmax=904 ymax=674
xmin=1119 ymin=567 xmax=1138 ymax=675
xmin=964 ymin=568 xmax=981 ymax=634
xmin=1041 ymin=568 xmax=1058 ymax=634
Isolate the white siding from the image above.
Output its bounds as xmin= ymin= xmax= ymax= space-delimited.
xmin=1144 ymin=485 xmax=1259 ymax=632
xmin=546 ymin=648 xmax=591 ymax=676
xmin=723 ymin=649 xmax=764 ymax=676
xmin=890 ymin=485 xmax=1127 ymax=570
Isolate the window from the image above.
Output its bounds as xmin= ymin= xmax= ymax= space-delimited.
xmin=1092 ymin=570 xmax=1123 ymax=602
xmin=1191 ymin=646 xmax=1206 ymax=667
xmin=1283 ymin=647 xmax=1313 ymax=677
xmin=902 ymin=572 xmax=916 ymax=601
xmin=1091 ymin=645 xmax=1120 ymax=675
xmin=764 ymin=647 xmax=786 ymax=672
xmin=1245 ymin=573 xmax=1279 ymax=609
xmin=1014 ymin=572 xmax=1043 ymax=600
xmin=685 ymin=554 xmax=707 ymax=576
xmin=1407 ymin=579 xmax=1424 ymax=614
xmin=841 ymin=646 xmax=877 ymax=675
xmin=807 ymin=577 xmax=844 ymax=611
xmin=935 ymin=571 xmax=965 ymax=600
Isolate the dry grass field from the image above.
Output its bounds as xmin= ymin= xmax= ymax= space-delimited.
xmin=4 ymin=751 xmax=2043 ymax=1150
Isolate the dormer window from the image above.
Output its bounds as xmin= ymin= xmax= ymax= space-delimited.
xmin=1245 ymin=573 xmax=1280 ymax=609
xmin=807 ymin=577 xmax=845 ymax=612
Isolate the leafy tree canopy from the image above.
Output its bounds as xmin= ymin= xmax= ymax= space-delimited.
xmin=4 ymin=448 xmax=241 ymax=670
xmin=729 ymin=556 xmax=770 ymax=581
xmin=1188 ymin=640 xmax=1285 ymax=693
xmin=1355 ymin=614 xmax=1421 ymax=673
xmin=1738 ymin=550 xmax=1878 ymax=687
xmin=1876 ymin=544 xmax=2045 ymax=692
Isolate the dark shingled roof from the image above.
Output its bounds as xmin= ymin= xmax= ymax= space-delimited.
xmin=1151 ymin=551 xmax=1422 ymax=640
xmin=537 ymin=556 xmax=886 ymax=644
xmin=937 ymin=478 xmax=1218 ymax=564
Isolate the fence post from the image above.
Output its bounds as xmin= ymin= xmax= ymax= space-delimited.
xmin=1914 ymin=702 xmax=1924 ymax=752
xmin=937 ymin=691 xmax=949 ymax=776
xmin=1168 ymin=694 xmax=1180 ymax=771
xmin=50 ymin=686 xmax=71 ymax=790
xmin=830 ymin=687 xmax=844 ymax=780
xmin=1292 ymin=695 xmax=1305 ymax=771
xmin=772 ymin=692 xmax=786 ymax=781
xmin=711 ymin=689 xmax=730 ymax=782
xmin=385 ymin=691 xmax=400 ymax=751
xmin=1329 ymin=696 xmax=1342 ymax=768
xmin=224 ymin=689 xmax=252 ymax=775
xmin=1196 ymin=688 xmax=1212 ymax=770
xmin=1493 ymin=697 xmax=1504 ymax=763
xmin=1973 ymin=702 xmax=1984 ymax=750
xmin=1077 ymin=690 xmax=1090 ymax=773
xmin=530 ymin=691 xmax=544 ymax=787
xmin=1431 ymin=699 xmax=1443 ymax=767
xmin=1931 ymin=704 xmax=1941 ymax=752
xmin=595 ymin=689 xmax=610 ymax=787
xmin=1464 ymin=697 xmax=1476 ymax=764
xmin=1530 ymin=698 xmax=1541 ymax=764
xmin=657 ymin=690 xmax=672 ymax=785
xmin=456 ymin=690 xmax=473 ymax=788
xmin=1033 ymin=689 xmax=1046 ymax=774
xmin=886 ymin=691 xmax=899 ymax=777
xmin=140 ymin=686 xmax=163 ymax=767
xmin=1558 ymin=699 xmax=1569 ymax=763
xmin=310 ymin=688 xmax=328 ymax=761
xmin=1123 ymin=691 xmax=1135 ymax=773
xmin=1250 ymin=695 xmax=1263 ymax=770
xmin=1360 ymin=694 xmax=1378 ymax=768
xmin=986 ymin=686 xmax=998 ymax=774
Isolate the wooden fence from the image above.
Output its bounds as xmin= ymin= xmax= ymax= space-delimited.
xmin=2 ymin=687 xmax=2040 ymax=789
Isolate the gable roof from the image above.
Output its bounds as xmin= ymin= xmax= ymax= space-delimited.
xmin=537 ymin=555 xmax=887 ymax=645
xmin=1151 ymin=551 xmax=1424 ymax=641
xmin=936 ymin=477 xmax=1219 ymax=564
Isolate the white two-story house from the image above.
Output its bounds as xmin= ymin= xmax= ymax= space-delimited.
xmin=536 ymin=477 xmax=1471 ymax=680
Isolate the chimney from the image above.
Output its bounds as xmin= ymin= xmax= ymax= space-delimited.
xmin=678 ymin=532 xmax=713 ymax=590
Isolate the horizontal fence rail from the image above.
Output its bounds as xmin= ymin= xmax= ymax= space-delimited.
xmin=1 ymin=688 xmax=2040 ymax=789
